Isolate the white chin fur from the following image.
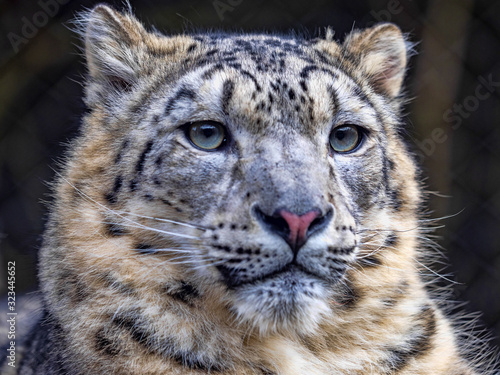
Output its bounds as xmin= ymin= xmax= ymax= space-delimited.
xmin=230 ymin=271 xmax=332 ymax=336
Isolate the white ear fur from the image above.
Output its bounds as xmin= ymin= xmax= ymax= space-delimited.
xmin=344 ymin=23 xmax=409 ymax=97
xmin=84 ymin=5 xmax=146 ymax=89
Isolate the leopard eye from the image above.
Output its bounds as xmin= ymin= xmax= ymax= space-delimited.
xmin=187 ymin=121 xmax=226 ymax=150
xmin=329 ymin=125 xmax=362 ymax=153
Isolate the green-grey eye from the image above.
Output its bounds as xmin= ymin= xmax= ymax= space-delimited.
xmin=187 ymin=121 xmax=226 ymax=150
xmin=329 ymin=125 xmax=362 ymax=153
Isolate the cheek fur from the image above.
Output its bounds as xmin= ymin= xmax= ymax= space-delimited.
xmin=334 ymin=151 xmax=385 ymax=211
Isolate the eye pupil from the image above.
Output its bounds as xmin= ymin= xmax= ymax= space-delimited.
xmin=202 ymin=127 xmax=214 ymax=138
xmin=335 ymin=129 xmax=347 ymax=141
xmin=329 ymin=125 xmax=361 ymax=153
xmin=187 ymin=121 xmax=226 ymax=150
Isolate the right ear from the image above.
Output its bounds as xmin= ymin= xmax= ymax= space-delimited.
xmin=342 ymin=23 xmax=409 ymax=98
xmin=83 ymin=5 xmax=147 ymax=90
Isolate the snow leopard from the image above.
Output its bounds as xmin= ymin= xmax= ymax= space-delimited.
xmin=2 ymin=4 xmax=498 ymax=375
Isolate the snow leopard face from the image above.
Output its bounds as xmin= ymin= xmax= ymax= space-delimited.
xmin=37 ymin=6 xmax=444 ymax=374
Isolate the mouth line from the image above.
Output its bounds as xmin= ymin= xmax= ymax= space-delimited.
xmin=217 ymin=262 xmax=324 ymax=289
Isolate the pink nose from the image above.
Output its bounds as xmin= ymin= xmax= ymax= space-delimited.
xmin=278 ymin=209 xmax=320 ymax=250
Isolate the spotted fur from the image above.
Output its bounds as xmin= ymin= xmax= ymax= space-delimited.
xmin=3 ymin=4 xmax=498 ymax=374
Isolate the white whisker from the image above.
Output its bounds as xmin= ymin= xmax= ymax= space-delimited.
xmin=414 ymin=258 xmax=460 ymax=285
xmin=191 ymin=259 xmax=227 ymax=270
xmin=114 ymin=210 xmax=208 ymax=231
xmin=138 ymin=248 xmax=199 ymax=254
xmin=57 ymin=174 xmax=200 ymax=240
xmin=97 ymin=220 xmax=200 ymax=240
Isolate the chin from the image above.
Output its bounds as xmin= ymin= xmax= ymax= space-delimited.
xmin=229 ymin=267 xmax=333 ymax=336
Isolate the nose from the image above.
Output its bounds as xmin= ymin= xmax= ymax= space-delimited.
xmin=255 ymin=207 xmax=332 ymax=252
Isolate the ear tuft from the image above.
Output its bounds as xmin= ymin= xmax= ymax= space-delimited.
xmin=344 ymin=23 xmax=409 ymax=98
xmin=82 ymin=5 xmax=147 ymax=89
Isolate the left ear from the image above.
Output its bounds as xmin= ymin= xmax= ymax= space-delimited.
xmin=343 ymin=23 xmax=408 ymax=98
xmin=83 ymin=5 xmax=148 ymax=89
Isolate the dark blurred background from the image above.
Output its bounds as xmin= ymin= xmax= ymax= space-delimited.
xmin=0 ymin=0 xmax=499 ymax=350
